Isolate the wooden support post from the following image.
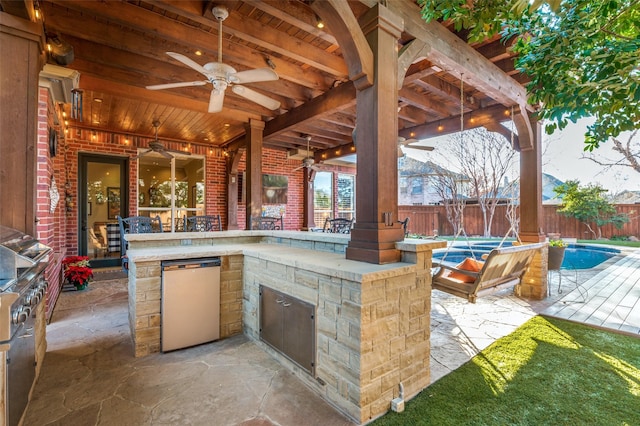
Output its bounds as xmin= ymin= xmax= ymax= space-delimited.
xmin=346 ymin=4 xmax=405 ymax=264
xmin=244 ymin=119 xmax=264 ymax=229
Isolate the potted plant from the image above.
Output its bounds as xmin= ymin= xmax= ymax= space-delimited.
xmin=548 ymin=239 xmax=567 ymax=271
xmin=62 ymin=256 xmax=94 ymax=290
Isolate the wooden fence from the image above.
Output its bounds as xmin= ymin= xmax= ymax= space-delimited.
xmin=398 ymin=204 xmax=640 ymax=239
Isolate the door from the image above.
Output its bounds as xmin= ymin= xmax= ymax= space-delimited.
xmin=79 ymin=154 xmax=128 ymax=268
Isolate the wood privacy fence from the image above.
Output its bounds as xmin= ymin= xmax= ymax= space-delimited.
xmin=398 ymin=204 xmax=640 ymax=239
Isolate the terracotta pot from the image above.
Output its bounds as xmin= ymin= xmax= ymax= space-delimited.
xmin=548 ymin=246 xmax=566 ymax=271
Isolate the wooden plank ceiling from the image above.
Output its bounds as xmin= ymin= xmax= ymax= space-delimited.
xmin=37 ymin=0 xmax=526 ymax=159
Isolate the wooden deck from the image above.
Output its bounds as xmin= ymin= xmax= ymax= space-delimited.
xmin=543 ymin=248 xmax=640 ymax=336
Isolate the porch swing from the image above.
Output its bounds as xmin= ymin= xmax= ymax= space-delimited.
xmin=432 ymin=77 xmax=545 ymax=303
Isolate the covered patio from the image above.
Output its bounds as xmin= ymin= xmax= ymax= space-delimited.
xmin=1 ymin=1 xmax=550 ymax=424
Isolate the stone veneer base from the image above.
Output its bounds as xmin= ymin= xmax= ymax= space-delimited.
xmin=124 ymin=231 xmax=460 ymax=423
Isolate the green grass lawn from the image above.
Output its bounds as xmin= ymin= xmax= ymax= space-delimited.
xmin=373 ymin=316 xmax=640 ymax=425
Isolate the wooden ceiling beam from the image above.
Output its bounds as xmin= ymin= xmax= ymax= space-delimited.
xmin=62 ymin=34 xmax=307 ymax=108
xmin=399 ymin=104 xmax=513 ymax=141
xmin=264 ymin=81 xmax=356 ymax=138
xmin=78 ymin=75 xmax=260 ymax=124
xmin=387 ymin=1 xmax=531 ymax=111
xmin=398 ymin=87 xmax=457 ymax=117
xmin=42 ymin=1 xmax=331 ymax=92
xmin=152 ymin=0 xmax=348 ymax=77
xmin=243 ymin=0 xmax=338 ymax=46
xmin=398 ymin=105 xmax=431 ymax=125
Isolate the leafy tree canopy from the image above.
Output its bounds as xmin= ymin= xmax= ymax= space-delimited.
xmin=418 ymin=0 xmax=640 ymax=151
xmin=553 ymin=179 xmax=629 ymax=238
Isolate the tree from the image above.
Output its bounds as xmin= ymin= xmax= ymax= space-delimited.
xmin=431 ymin=169 xmax=467 ymax=235
xmin=433 ymin=128 xmax=518 ymax=237
xmin=553 ymin=180 xmax=629 ymax=239
xmin=418 ymin=0 xmax=640 ymax=150
xmin=582 ymin=130 xmax=640 ymax=176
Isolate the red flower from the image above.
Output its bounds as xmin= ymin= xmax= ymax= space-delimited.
xmin=63 ymin=256 xmax=93 ymax=286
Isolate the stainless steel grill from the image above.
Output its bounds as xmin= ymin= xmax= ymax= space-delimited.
xmin=0 ymin=225 xmax=52 ymax=426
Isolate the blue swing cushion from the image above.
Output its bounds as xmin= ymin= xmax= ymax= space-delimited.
xmin=449 ymin=257 xmax=484 ymax=283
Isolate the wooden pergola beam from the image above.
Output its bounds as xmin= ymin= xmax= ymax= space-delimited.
xmin=399 ymin=104 xmax=514 ymax=141
xmin=264 ymin=81 xmax=356 ymax=138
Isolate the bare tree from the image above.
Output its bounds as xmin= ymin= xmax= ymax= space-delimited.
xmin=433 ymin=128 xmax=518 ymax=237
xmin=582 ymin=130 xmax=640 ymax=175
xmin=431 ymin=170 xmax=466 ymax=235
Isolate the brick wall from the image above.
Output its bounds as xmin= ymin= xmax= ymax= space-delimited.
xmin=36 ymin=88 xmax=67 ymax=320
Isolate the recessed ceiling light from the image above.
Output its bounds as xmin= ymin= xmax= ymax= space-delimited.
xmin=93 ymin=98 xmax=103 ymax=103
xmin=195 ymin=50 xmax=203 ymax=56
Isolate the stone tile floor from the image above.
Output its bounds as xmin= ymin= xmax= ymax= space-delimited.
xmin=24 ymin=249 xmax=637 ymax=425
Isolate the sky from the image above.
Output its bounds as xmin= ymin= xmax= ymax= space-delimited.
xmin=404 ymin=117 xmax=638 ymax=194
xmin=540 ymin=118 xmax=638 ymax=194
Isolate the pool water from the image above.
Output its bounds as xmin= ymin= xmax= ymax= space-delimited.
xmin=433 ymin=242 xmax=620 ymax=270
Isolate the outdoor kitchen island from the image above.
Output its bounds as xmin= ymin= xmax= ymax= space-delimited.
xmin=125 ymin=230 xmax=444 ymax=424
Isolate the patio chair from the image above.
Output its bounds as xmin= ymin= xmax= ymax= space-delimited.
xmin=432 ymin=242 xmax=545 ymax=303
xmin=186 ymin=214 xmax=222 ymax=232
xmin=174 ymin=216 xmax=187 ymax=232
xmin=322 ymin=218 xmax=353 ymax=234
xmin=250 ymin=216 xmax=283 ymax=230
xmin=117 ymin=215 xmax=163 ymax=269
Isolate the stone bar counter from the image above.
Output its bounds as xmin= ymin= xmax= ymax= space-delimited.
xmin=125 ymin=230 xmax=445 ymax=424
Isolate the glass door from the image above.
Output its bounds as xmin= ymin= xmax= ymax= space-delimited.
xmin=79 ymin=154 xmax=128 ymax=268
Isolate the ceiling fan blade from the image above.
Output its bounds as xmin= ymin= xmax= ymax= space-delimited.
xmin=231 ymin=85 xmax=280 ymax=110
xmin=209 ymin=89 xmax=225 ymax=113
xmin=398 ymin=136 xmax=419 ymax=145
xmin=166 ymin=52 xmax=209 ymax=76
xmin=134 ymin=149 xmax=153 ymax=159
xmin=405 ymin=144 xmax=434 ymax=152
xmin=159 ymin=150 xmax=174 ymax=159
xmin=233 ymin=68 xmax=279 ymax=84
xmin=146 ymin=81 xmax=208 ymax=90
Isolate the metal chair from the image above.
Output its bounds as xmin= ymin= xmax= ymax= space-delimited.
xmin=117 ymin=215 xmax=163 ymax=269
xmin=250 ymin=216 xmax=283 ymax=230
xmin=322 ymin=218 xmax=353 ymax=234
xmin=186 ymin=215 xmax=222 ymax=232
xmin=398 ymin=217 xmax=410 ymax=237
xmin=173 ymin=216 xmax=187 ymax=232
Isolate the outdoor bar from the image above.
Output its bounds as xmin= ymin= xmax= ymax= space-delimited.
xmin=125 ymin=230 xmax=444 ymax=423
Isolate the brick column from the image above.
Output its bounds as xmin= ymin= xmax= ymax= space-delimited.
xmin=515 ymin=243 xmax=549 ymax=300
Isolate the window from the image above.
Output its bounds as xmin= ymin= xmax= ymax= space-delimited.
xmin=337 ymin=174 xmax=355 ymax=220
xmin=313 ymin=172 xmax=332 ymax=226
xmin=411 ymin=178 xmax=423 ymax=195
xmin=137 ymin=153 xmax=205 ymax=231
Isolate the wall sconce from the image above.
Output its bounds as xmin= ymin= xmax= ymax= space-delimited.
xmin=33 ymin=1 xmax=41 ymax=19
xmin=437 ymin=122 xmax=444 ymax=131
xmin=91 ymin=131 xmax=96 ymax=140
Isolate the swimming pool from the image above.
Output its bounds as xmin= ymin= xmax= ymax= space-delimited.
xmin=432 ymin=242 xmax=620 ymax=270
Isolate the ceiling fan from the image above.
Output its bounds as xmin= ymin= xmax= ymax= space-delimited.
xmin=352 ymin=127 xmax=434 ymax=157
xmin=135 ymin=120 xmax=190 ymax=159
xmin=293 ymin=135 xmax=323 ymax=171
xmin=145 ymin=5 xmax=280 ymax=113
xmin=397 ymin=136 xmax=434 ymax=157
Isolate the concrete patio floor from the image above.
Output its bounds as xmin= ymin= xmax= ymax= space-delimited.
xmin=23 ymin=248 xmax=639 ymax=425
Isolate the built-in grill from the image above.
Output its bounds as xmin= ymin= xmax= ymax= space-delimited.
xmin=0 ymin=225 xmax=52 ymax=426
